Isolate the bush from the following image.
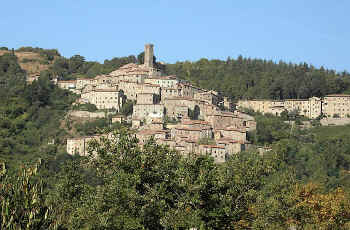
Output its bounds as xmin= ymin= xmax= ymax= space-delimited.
xmin=73 ymin=103 xmax=98 ymax=112
xmin=74 ymin=118 xmax=110 ymax=136
xmin=21 ymin=58 xmax=38 ymax=63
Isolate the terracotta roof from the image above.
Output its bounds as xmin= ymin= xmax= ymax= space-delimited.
xmin=137 ymin=129 xmax=167 ymax=136
xmin=216 ymin=138 xmax=239 ymax=144
xmin=200 ymin=145 xmax=225 ymax=149
xmin=175 ymin=127 xmax=210 ymax=131
xmin=182 ymin=120 xmax=209 ymax=125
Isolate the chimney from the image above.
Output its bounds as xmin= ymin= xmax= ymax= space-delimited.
xmin=144 ymin=43 xmax=154 ymax=68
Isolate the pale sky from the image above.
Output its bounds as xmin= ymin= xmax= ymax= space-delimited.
xmin=1 ymin=0 xmax=349 ymax=71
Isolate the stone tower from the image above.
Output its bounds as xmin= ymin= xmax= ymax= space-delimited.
xmin=144 ymin=43 xmax=154 ymax=68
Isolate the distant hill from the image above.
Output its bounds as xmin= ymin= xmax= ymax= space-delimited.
xmin=0 ymin=47 xmax=60 ymax=79
xmin=164 ymin=57 xmax=350 ymax=100
xmin=2 ymin=46 xmax=350 ymax=100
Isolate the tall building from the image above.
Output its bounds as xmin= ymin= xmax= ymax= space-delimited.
xmin=144 ymin=43 xmax=154 ymax=68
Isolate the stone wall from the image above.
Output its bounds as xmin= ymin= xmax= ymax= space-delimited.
xmin=323 ymin=95 xmax=350 ymax=118
xmin=81 ymin=89 xmax=122 ymax=110
xmin=133 ymin=104 xmax=164 ymax=120
xmin=69 ymin=110 xmax=107 ymax=119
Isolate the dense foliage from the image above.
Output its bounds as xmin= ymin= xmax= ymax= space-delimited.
xmin=0 ymin=52 xmax=76 ymax=169
xmin=165 ymin=57 xmax=350 ymax=100
xmin=2 ymin=128 xmax=349 ymax=229
xmin=40 ymin=54 xmax=138 ymax=80
xmin=73 ymin=117 xmax=124 ymax=136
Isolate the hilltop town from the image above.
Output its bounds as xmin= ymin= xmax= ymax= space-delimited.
xmin=52 ymin=44 xmax=350 ymax=162
xmin=58 ymin=44 xmax=256 ymax=162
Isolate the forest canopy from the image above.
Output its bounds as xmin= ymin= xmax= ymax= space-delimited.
xmin=164 ymin=56 xmax=350 ymax=100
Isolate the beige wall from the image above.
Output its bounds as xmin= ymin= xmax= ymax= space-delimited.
xmin=133 ymin=104 xmax=164 ymax=120
xmin=237 ymin=97 xmax=322 ymax=119
xmin=198 ymin=145 xmax=226 ymax=163
xmin=323 ymin=95 xmax=350 ymax=118
xmin=136 ymin=93 xmax=159 ymax=104
xmin=194 ymin=91 xmax=220 ymax=106
xmin=81 ymin=90 xmax=122 ymax=110
xmin=58 ymin=80 xmax=76 ymax=89
xmin=144 ymin=77 xmax=179 ymax=88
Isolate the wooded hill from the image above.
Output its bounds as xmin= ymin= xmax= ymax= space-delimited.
xmin=4 ymin=46 xmax=350 ymax=101
xmin=165 ymin=57 xmax=350 ymax=100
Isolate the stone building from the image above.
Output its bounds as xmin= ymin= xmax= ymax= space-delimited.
xmin=118 ymin=81 xmax=160 ymax=101
xmin=198 ymin=145 xmax=226 ymax=163
xmin=67 ymin=138 xmax=86 ymax=156
xmin=223 ymin=97 xmax=233 ymax=111
xmin=237 ymin=97 xmax=322 ymax=119
xmin=162 ymin=97 xmax=197 ymax=118
xmin=194 ymin=90 xmax=220 ymax=106
xmin=133 ymin=104 xmax=164 ymax=121
xmin=161 ymin=87 xmax=182 ymax=99
xmin=94 ymin=74 xmax=112 ymax=85
xmin=214 ymin=127 xmax=246 ymax=142
xmin=323 ymin=94 xmax=350 ymax=118
xmin=284 ymin=97 xmax=322 ymax=119
xmin=111 ymin=115 xmax=126 ymax=123
xmin=136 ymin=129 xmax=169 ymax=145
xmin=76 ymin=78 xmax=96 ymax=90
xmin=144 ymin=75 xmax=179 ymax=88
xmin=136 ymin=93 xmax=160 ymax=105
xmin=81 ymin=89 xmax=122 ymax=110
xmin=206 ymin=112 xmax=246 ymax=130
xmin=237 ymin=99 xmax=285 ymax=116
xmin=57 ymin=80 xmax=76 ymax=90
xmin=216 ymin=138 xmax=246 ymax=155
xmin=177 ymin=83 xmax=204 ymax=98
xmin=171 ymin=125 xmax=213 ymax=141
xmin=66 ymin=135 xmax=105 ymax=156
xmin=145 ymin=118 xmax=164 ymax=130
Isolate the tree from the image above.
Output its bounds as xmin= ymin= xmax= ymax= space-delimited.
xmin=120 ymin=99 xmax=134 ymax=116
xmin=0 ymin=161 xmax=58 ymax=229
xmin=189 ymin=105 xmax=200 ymax=120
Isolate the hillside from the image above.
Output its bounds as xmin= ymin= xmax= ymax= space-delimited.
xmin=3 ymin=46 xmax=350 ymax=101
xmin=164 ymin=57 xmax=350 ymax=100
xmin=0 ymin=47 xmax=60 ymax=79
xmin=1 ymin=46 xmax=350 ymax=229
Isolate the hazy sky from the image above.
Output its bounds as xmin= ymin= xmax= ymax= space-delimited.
xmin=1 ymin=0 xmax=349 ymax=71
